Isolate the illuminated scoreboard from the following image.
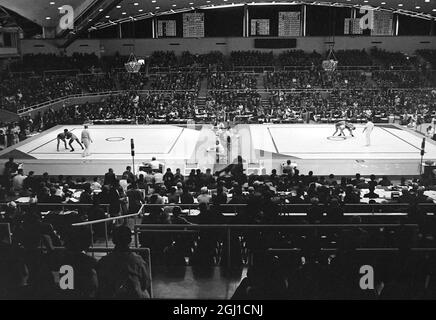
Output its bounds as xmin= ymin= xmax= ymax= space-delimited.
xmin=183 ymin=13 xmax=205 ymax=38
xmin=251 ymin=19 xmax=270 ymax=36
xmin=278 ymin=12 xmax=301 ymax=37
xmin=344 ymin=18 xmax=363 ymax=35
xmin=157 ymin=20 xmax=176 ymax=37
xmin=371 ymin=10 xmax=393 ymax=36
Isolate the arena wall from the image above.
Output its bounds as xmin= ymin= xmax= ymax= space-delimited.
xmin=20 ymin=36 xmax=436 ymax=57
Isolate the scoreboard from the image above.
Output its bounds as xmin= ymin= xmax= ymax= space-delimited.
xmin=344 ymin=18 xmax=363 ymax=35
xmin=371 ymin=11 xmax=393 ymax=36
xmin=278 ymin=12 xmax=301 ymax=37
xmin=183 ymin=13 xmax=205 ymax=38
xmin=157 ymin=20 xmax=176 ymax=37
xmin=251 ymin=19 xmax=270 ymax=36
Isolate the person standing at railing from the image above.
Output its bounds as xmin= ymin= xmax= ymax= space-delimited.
xmin=81 ymin=124 xmax=93 ymax=157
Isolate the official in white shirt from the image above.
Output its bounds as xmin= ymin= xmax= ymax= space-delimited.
xmin=363 ymin=119 xmax=375 ymax=147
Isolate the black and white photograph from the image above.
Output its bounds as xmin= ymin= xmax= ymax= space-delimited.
xmin=0 ymin=0 xmax=436 ymax=306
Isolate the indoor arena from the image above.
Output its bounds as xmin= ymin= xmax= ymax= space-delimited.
xmin=1 ymin=0 xmax=436 ymax=303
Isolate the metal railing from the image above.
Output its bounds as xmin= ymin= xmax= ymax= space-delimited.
xmin=71 ymin=211 xmax=142 ymax=248
xmin=134 ymin=223 xmax=420 ymax=268
xmin=139 ymin=203 xmax=436 ymax=217
xmin=0 ymin=202 xmax=110 ymax=211
xmin=0 ymin=222 xmax=11 ymax=244
xmin=17 ymin=89 xmax=199 ymax=115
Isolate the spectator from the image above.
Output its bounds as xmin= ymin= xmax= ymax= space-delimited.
xmin=97 ymin=226 xmax=151 ymax=299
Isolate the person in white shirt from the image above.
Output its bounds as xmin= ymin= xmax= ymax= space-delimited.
xmin=363 ymin=119 xmax=375 ymax=147
xmin=12 ymin=169 xmax=27 ymax=193
xmin=426 ymin=126 xmax=435 ymax=140
xmin=153 ymin=171 xmax=164 ymax=186
xmin=90 ymin=177 xmax=102 ymax=191
xmin=197 ymin=187 xmax=211 ymax=204
xmin=81 ymin=125 xmax=93 ymax=157
xmin=150 ymin=157 xmax=161 ymax=171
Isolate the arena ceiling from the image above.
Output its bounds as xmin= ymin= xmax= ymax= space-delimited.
xmin=1 ymin=0 xmax=435 ymax=40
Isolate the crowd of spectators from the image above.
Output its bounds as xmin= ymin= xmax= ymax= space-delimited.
xmin=1 ymin=155 xmax=436 ymax=299
xmin=0 ymin=73 xmax=118 ymax=112
xmin=334 ymin=49 xmax=373 ymax=66
xmin=371 ymin=70 xmax=432 ymax=88
xmin=417 ymin=49 xmax=436 ymax=68
xmin=150 ymin=72 xmax=202 ymax=91
xmin=264 ymin=70 xmax=368 ymax=89
xmin=370 ymin=48 xmax=416 ymax=69
xmin=2 ymin=50 xmax=436 ymax=300
xmin=230 ymin=51 xmax=275 ymax=66
xmin=208 ymin=72 xmax=257 ymax=89
xmin=278 ymin=50 xmax=323 ymax=67
xmin=3 ymin=49 xmax=436 ymax=114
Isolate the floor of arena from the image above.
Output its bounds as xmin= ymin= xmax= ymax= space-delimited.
xmin=1 ymin=123 xmax=434 ymax=177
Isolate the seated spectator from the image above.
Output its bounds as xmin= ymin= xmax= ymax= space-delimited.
xmin=97 ymin=225 xmax=151 ymax=299
xmin=90 ymin=177 xmax=102 ymax=191
xmin=126 ymin=182 xmax=145 ymax=214
xmin=53 ymin=227 xmax=98 ymax=299
xmin=171 ymin=206 xmax=192 ymax=225
xmin=12 ymin=169 xmax=27 ymax=194
xmin=379 ymin=176 xmax=392 ymax=186
xmin=363 ymin=185 xmax=379 ymax=199
xmin=197 ymin=187 xmax=211 ymax=204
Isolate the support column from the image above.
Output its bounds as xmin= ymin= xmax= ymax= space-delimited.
xmin=301 ymin=4 xmax=307 ymax=36
xmin=118 ymin=23 xmax=122 ymax=39
xmin=394 ymin=14 xmax=399 ymax=36
xmin=152 ymin=18 xmax=157 ymax=38
xmin=243 ymin=4 xmax=249 ymax=37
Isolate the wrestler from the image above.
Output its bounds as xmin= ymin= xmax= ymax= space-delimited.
xmin=332 ymin=121 xmax=355 ymax=137
xmin=64 ymin=129 xmax=84 ymax=152
xmin=57 ymin=131 xmax=69 ymax=151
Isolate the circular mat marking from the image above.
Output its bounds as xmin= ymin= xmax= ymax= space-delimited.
xmin=327 ymin=136 xmax=348 ymax=141
xmin=106 ymin=137 xmax=125 ymax=142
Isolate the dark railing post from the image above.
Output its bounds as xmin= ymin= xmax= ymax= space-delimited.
xmin=226 ymin=226 xmax=231 ymax=269
xmin=134 ymin=226 xmax=139 ymax=248
xmin=104 ymin=221 xmax=108 ymax=248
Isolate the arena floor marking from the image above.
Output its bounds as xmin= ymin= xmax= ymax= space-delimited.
xmin=263 ymin=124 xmax=433 ymax=159
xmin=29 ymin=128 xmax=185 ymax=155
xmin=25 ymin=125 xmax=186 ymax=156
xmin=2 ymin=123 xmax=435 ymax=177
xmin=378 ymin=126 xmax=422 ymax=152
xmin=27 ymin=128 xmax=80 ymax=154
xmin=266 ymin=127 xmax=279 ymax=154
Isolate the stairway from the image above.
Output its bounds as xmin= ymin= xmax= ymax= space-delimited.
xmin=256 ymin=74 xmax=270 ymax=107
xmin=114 ymin=73 xmax=122 ymax=91
xmin=197 ymin=78 xmax=208 ymax=107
